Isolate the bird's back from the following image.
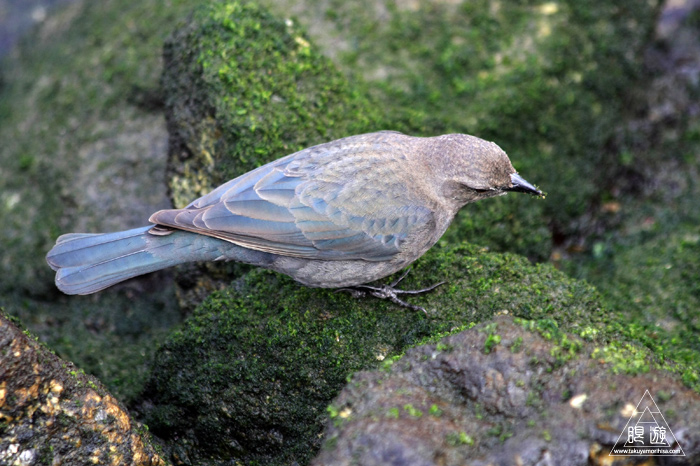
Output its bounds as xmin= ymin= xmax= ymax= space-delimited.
xmin=149 ymin=131 xmax=442 ymax=264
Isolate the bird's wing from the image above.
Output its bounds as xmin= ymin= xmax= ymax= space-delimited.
xmin=149 ymin=133 xmax=434 ymax=261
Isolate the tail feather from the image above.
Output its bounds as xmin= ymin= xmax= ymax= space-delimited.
xmin=47 ymin=226 xmax=225 ymax=295
xmin=47 ymin=227 xmax=153 ymax=271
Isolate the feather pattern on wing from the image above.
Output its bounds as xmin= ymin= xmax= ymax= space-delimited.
xmin=149 ymin=132 xmax=434 ymax=261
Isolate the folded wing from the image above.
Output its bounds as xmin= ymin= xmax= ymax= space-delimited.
xmin=149 ymin=133 xmax=433 ymax=262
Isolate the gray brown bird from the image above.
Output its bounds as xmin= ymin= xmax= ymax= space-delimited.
xmin=47 ymin=131 xmax=541 ymax=309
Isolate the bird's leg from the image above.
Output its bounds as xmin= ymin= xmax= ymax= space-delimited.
xmin=336 ymin=268 xmax=445 ymax=314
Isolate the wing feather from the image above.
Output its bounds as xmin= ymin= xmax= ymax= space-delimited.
xmin=149 ymin=132 xmax=433 ymax=261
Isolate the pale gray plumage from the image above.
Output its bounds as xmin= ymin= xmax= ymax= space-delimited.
xmin=47 ymin=131 xmax=541 ymax=296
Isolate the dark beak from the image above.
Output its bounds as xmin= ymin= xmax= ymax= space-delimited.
xmin=506 ymin=173 xmax=542 ymax=196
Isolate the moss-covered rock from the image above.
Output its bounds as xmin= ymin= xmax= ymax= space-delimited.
xmin=0 ymin=0 xmax=196 ymax=297
xmin=258 ymin=0 xmax=662 ymax=261
xmin=158 ymin=0 xmax=389 ymax=308
xmin=0 ymin=310 xmax=167 ymax=466
xmin=8 ymin=285 xmax=181 ymax=405
xmin=313 ymin=316 xmax=700 ymax=466
xmin=141 ymin=241 xmax=681 ymax=465
xmin=2 ymin=1 xmax=696 ymax=464
xmin=0 ymin=0 xmax=202 ymax=403
xmin=578 ymin=225 xmax=700 ymax=389
xmin=556 ymin=5 xmax=700 ymax=399
xmin=161 ymin=0 xmax=386 ymax=209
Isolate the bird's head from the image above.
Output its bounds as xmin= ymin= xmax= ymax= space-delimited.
xmin=429 ymin=134 xmax=542 ymax=206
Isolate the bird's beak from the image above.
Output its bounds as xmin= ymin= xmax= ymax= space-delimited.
xmin=506 ymin=173 xmax=542 ymax=196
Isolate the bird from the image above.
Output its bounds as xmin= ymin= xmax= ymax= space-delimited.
xmin=47 ymin=131 xmax=542 ymax=311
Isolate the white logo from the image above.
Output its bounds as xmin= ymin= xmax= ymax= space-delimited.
xmin=610 ymin=390 xmax=685 ymax=456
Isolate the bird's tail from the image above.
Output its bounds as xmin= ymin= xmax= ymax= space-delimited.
xmin=46 ymin=226 xmax=227 ymax=295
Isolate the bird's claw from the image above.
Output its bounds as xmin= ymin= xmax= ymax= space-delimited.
xmin=336 ymin=268 xmax=445 ymax=314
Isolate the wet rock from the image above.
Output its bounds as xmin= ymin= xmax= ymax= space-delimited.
xmin=139 ymin=241 xmax=658 ymax=465
xmin=158 ymin=0 xmax=385 ymax=309
xmin=0 ymin=0 xmax=174 ymax=297
xmin=314 ymin=316 xmax=700 ymax=466
xmin=0 ymin=0 xmax=193 ymax=406
xmin=0 ymin=311 xmax=166 ymax=466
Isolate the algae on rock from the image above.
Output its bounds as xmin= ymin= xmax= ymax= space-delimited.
xmin=160 ymin=0 xmax=386 ymax=209
xmin=313 ymin=316 xmax=700 ymax=466
xmin=0 ymin=310 xmax=167 ymax=466
xmin=258 ymin=0 xmax=662 ymax=261
xmin=582 ymin=225 xmax=700 ymax=388
xmin=0 ymin=0 xmax=202 ymax=403
xmin=2 ymin=0 xmax=697 ymax=464
xmin=141 ymin=241 xmax=656 ymax=465
xmin=158 ymin=0 xmax=389 ymax=308
xmin=0 ymin=0 xmax=196 ymax=297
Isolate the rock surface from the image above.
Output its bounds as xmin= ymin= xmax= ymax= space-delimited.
xmin=313 ymin=316 xmax=700 ymax=466
xmin=161 ymin=0 xmax=385 ymax=210
xmin=0 ymin=0 xmax=189 ymax=406
xmin=259 ymin=0 xmax=663 ymax=262
xmin=0 ymin=0 xmax=174 ymax=297
xmin=0 ymin=311 xmax=166 ymax=466
xmin=138 ymin=241 xmax=691 ymax=465
xmin=1 ymin=0 xmax=699 ymax=465
xmin=158 ymin=0 xmax=386 ymax=309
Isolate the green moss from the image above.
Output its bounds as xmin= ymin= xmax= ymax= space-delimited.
xmin=435 ymin=342 xmax=453 ymax=353
xmin=571 ymin=225 xmax=700 ymax=390
xmin=403 ymin=404 xmax=423 ymax=418
xmin=0 ymin=0 xmax=208 ymax=411
xmin=264 ymin=0 xmax=660 ymax=260
xmin=3 ymin=2 xmax=694 ymax=464
xmin=157 ymin=0 xmax=391 ymax=309
xmin=514 ymin=318 xmax=584 ymax=366
xmin=445 ymin=431 xmax=474 ymax=447
xmin=0 ymin=0 xmax=205 ymax=296
xmin=161 ymin=0 xmax=385 ymax=208
xmin=143 ymin=233 xmax=699 ymax=462
xmin=510 ymin=336 xmax=524 ymax=353
xmin=142 ymin=241 xmax=617 ymax=464
xmin=483 ymin=333 xmax=502 ymax=354
xmin=591 ymin=342 xmax=651 ymax=375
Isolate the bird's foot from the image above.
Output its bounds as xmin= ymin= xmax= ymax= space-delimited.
xmin=336 ymin=268 xmax=445 ymax=314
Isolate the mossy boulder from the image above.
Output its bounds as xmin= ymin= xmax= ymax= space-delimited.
xmin=2 ymin=1 xmax=694 ymax=464
xmin=580 ymin=225 xmax=700 ymax=388
xmin=0 ymin=0 xmax=205 ymax=404
xmin=0 ymin=310 xmax=167 ymax=466
xmin=161 ymin=0 xmax=386 ymax=209
xmin=0 ymin=0 xmax=197 ymax=297
xmin=314 ymin=316 xmax=700 ymax=465
xmin=158 ymin=0 xmax=389 ymax=308
xmin=140 ymin=241 xmax=687 ymax=465
xmin=266 ymin=0 xmax=662 ymax=260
